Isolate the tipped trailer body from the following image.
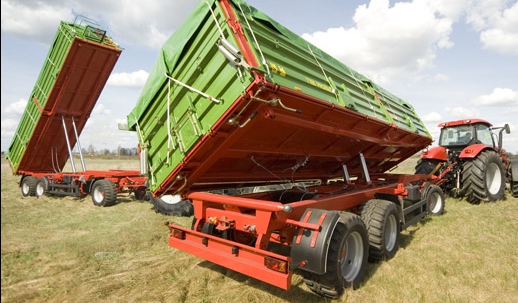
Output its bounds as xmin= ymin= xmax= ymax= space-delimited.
xmin=6 ymin=17 xmax=147 ymax=206
xmin=128 ymin=0 xmax=442 ymax=298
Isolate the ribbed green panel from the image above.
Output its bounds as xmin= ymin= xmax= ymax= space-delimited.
xmin=5 ymin=21 xmax=119 ymax=173
xmin=134 ymin=2 xmax=254 ymax=191
xmin=128 ymin=0 xmax=431 ymax=193
xmin=232 ymin=2 xmax=430 ymax=136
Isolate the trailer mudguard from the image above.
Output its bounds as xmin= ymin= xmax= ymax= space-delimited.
xmin=290 ymin=208 xmax=340 ymax=275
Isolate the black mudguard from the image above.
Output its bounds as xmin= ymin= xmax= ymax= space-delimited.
xmin=290 ymin=208 xmax=340 ymax=274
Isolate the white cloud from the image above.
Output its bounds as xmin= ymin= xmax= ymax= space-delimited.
xmin=0 ymin=118 xmax=19 ymax=136
xmin=0 ymin=1 xmax=71 ymax=44
xmin=107 ymin=70 xmax=148 ymax=88
xmin=0 ymin=0 xmax=197 ymax=49
xmin=445 ymin=106 xmax=480 ymax=118
xmin=433 ymin=73 xmax=450 ymax=82
xmin=2 ymin=98 xmax=27 ymax=114
xmin=422 ymin=111 xmax=442 ymax=122
xmin=302 ymin=0 xmax=457 ymax=84
xmin=466 ymin=0 xmax=518 ymax=55
xmin=472 ymin=87 xmax=518 ymax=106
xmin=92 ymin=103 xmax=112 ymax=115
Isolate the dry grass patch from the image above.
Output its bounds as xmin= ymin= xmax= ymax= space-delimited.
xmin=2 ymin=157 xmax=518 ymax=303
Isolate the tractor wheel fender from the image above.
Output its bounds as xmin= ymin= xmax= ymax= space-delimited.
xmin=290 ymin=209 xmax=340 ymax=275
xmin=459 ymin=145 xmax=494 ymax=159
xmin=420 ymin=146 xmax=447 ymax=161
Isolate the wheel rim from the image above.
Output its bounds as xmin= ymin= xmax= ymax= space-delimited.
xmin=22 ymin=182 xmax=30 ymax=195
xmin=429 ymin=191 xmax=442 ymax=213
xmin=486 ymin=162 xmax=502 ymax=195
xmin=340 ymin=231 xmax=364 ymax=282
xmin=36 ymin=184 xmax=44 ymax=196
xmin=93 ymin=186 xmax=104 ymax=203
xmin=384 ymin=214 xmax=398 ymax=252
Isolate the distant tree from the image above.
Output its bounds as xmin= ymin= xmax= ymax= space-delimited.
xmin=87 ymin=144 xmax=95 ymax=155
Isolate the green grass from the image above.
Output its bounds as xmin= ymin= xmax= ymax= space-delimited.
xmin=2 ymin=157 xmax=517 ymax=303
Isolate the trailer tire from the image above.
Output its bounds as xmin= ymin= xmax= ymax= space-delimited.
xmin=91 ymin=179 xmax=117 ymax=207
xmin=21 ymin=176 xmax=37 ymax=197
xmin=303 ymin=212 xmax=368 ymax=298
xmin=461 ymin=150 xmax=506 ymax=204
xmin=150 ymin=195 xmax=194 ymax=217
xmin=423 ymin=184 xmax=445 ymax=215
xmin=360 ymin=199 xmax=400 ymax=262
xmin=35 ymin=177 xmax=50 ymax=198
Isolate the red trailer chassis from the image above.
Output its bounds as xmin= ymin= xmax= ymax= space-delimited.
xmin=19 ymin=169 xmax=147 ymax=206
xmin=166 ymin=169 xmax=443 ymax=298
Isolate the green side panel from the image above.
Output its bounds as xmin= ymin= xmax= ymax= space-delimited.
xmin=127 ymin=0 xmax=431 ymax=193
xmin=5 ymin=18 xmax=121 ymax=174
xmin=233 ymin=2 xmax=430 ymax=136
xmin=127 ymin=0 xmax=255 ymax=191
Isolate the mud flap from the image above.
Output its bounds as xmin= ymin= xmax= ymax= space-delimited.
xmin=290 ymin=209 xmax=340 ymax=274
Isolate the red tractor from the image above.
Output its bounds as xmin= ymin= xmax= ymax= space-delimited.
xmin=415 ymin=118 xmax=517 ymax=203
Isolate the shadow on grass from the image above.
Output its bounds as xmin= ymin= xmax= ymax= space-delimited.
xmin=197 ymin=261 xmax=327 ymax=302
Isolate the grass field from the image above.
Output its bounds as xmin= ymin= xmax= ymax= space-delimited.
xmin=1 ymin=156 xmax=518 ymax=303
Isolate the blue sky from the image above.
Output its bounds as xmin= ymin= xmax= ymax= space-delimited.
xmin=2 ymin=0 xmax=517 ymax=154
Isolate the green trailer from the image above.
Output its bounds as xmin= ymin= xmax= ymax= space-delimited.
xmin=5 ymin=17 xmax=147 ymax=206
xmin=6 ymin=16 xmax=122 ymax=174
xmin=128 ymin=0 xmax=431 ymax=198
xmin=128 ymin=0 xmax=444 ymax=298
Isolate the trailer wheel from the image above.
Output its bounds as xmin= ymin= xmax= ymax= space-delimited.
xmin=35 ymin=177 xmax=50 ymax=198
xmin=304 ymin=212 xmax=368 ymax=298
xmin=91 ymin=179 xmax=117 ymax=207
xmin=21 ymin=176 xmax=37 ymax=197
xmin=360 ymin=199 xmax=400 ymax=262
xmin=150 ymin=195 xmax=194 ymax=217
xmin=461 ymin=150 xmax=506 ymax=204
xmin=424 ymin=185 xmax=445 ymax=215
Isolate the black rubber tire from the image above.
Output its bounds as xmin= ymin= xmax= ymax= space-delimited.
xmin=360 ymin=199 xmax=400 ymax=262
xmin=21 ymin=176 xmax=37 ymax=197
xmin=134 ymin=188 xmax=149 ymax=201
xmin=510 ymin=163 xmax=518 ymax=198
xmin=303 ymin=212 xmax=369 ymax=299
xmin=415 ymin=159 xmax=441 ymax=175
xmin=423 ymin=184 xmax=445 ymax=215
xmin=150 ymin=196 xmax=194 ymax=217
xmin=512 ymin=180 xmax=518 ymax=198
xmin=35 ymin=177 xmax=50 ymax=198
xmin=461 ymin=150 xmax=506 ymax=204
xmin=91 ymin=179 xmax=117 ymax=207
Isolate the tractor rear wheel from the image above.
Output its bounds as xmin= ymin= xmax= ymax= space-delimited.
xmin=303 ymin=212 xmax=368 ymax=299
xmin=360 ymin=199 xmax=400 ymax=262
xmin=91 ymin=179 xmax=117 ymax=207
xmin=21 ymin=176 xmax=37 ymax=197
xmin=461 ymin=150 xmax=506 ymax=204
